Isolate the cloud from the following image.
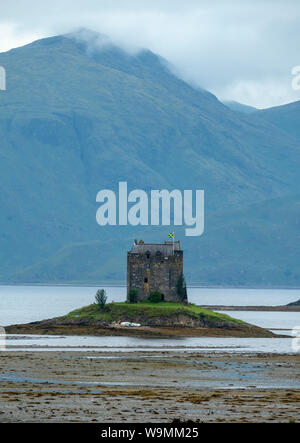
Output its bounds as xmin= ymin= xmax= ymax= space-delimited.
xmin=0 ymin=23 xmax=46 ymax=53
xmin=0 ymin=0 xmax=299 ymax=108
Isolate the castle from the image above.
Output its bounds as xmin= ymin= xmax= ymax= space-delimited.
xmin=127 ymin=240 xmax=186 ymax=302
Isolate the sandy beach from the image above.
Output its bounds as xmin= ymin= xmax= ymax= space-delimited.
xmin=0 ymin=350 xmax=299 ymax=423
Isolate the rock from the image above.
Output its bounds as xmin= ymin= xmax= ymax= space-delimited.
xmin=286 ymin=299 xmax=300 ymax=306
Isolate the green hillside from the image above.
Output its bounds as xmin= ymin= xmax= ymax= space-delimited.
xmin=7 ymin=194 xmax=300 ymax=287
xmin=223 ymin=100 xmax=257 ymax=114
xmin=252 ymin=100 xmax=300 ymax=141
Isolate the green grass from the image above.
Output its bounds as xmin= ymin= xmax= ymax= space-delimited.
xmin=64 ymin=301 xmax=246 ymax=326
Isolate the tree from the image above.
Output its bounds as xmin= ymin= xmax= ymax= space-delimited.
xmin=95 ymin=289 xmax=107 ymax=311
xmin=148 ymin=291 xmax=163 ymax=303
xmin=176 ymin=273 xmax=187 ymax=302
xmin=128 ymin=288 xmax=138 ymax=303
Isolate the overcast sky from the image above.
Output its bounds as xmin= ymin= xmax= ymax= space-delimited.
xmin=0 ymin=0 xmax=299 ymax=108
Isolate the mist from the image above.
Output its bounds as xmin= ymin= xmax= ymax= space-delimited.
xmin=0 ymin=0 xmax=300 ymax=108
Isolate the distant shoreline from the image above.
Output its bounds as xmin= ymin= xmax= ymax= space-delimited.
xmin=201 ymin=305 xmax=300 ymax=312
xmin=1 ymin=283 xmax=300 ymax=290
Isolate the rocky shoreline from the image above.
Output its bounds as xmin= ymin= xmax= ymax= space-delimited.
xmin=6 ymin=316 xmax=279 ymax=338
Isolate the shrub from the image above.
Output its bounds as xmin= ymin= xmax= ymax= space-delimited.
xmin=94 ymin=289 xmax=107 ymax=311
xmin=128 ymin=288 xmax=138 ymax=303
xmin=148 ymin=291 xmax=163 ymax=303
xmin=176 ymin=273 xmax=187 ymax=302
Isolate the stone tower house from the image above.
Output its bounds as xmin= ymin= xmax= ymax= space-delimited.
xmin=127 ymin=240 xmax=186 ymax=302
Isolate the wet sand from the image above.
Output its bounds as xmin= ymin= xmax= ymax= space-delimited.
xmin=0 ymin=351 xmax=299 ymax=423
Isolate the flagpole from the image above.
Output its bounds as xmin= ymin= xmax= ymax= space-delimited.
xmin=173 ymin=233 xmax=175 ymax=255
xmin=169 ymin=232 xmax=175 ymax=255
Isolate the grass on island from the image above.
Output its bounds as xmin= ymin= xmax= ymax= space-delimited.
xmin=64 ymin=301 xmax=246 ymax=326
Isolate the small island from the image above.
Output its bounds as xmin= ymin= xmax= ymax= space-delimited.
xmin=6 ymin=300 xmax=276 ymax=338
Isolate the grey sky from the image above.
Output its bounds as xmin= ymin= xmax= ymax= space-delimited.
xmin=0 ymin=0 xmax=299 ymax=108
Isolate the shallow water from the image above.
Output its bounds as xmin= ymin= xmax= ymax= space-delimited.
xmin=1 ymin=370 xmax=299 ymax=389
xmin=3 ymin=334 xmax=297 ymax=354
xmin=216 ymin=311 xmax=300 ymax=335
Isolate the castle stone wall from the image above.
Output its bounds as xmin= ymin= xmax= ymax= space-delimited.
xmin=127 ymin=242 xmax=184 ymax=302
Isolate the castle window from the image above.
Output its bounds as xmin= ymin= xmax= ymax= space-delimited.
xmin=145 ymin=251 xmax=151 ymax=259
xmin=144 ymin=278 xmax=148 ymax=283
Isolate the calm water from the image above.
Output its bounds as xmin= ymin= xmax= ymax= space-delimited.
xmin=3 ymin=334 xmax=299 ymax=354
xmin=2 ymin=334 xmax=297 ymax=354
xmin=0 ymin=285 xmax=299 ymax=354
xmin=216 ymin=311 xmax=300 ymax=332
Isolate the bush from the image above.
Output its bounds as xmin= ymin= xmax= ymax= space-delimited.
xmin=148 ymin=291 xmax=163 ymax=303
xmin=176 ymin=273 xmax=187 ymax=302
xmin=95 ymin=289 xmax=107 ymax=311
xmin=128 ymin=288 xmax=138 ymax=303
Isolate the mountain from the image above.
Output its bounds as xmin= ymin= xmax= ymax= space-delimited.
xmin=0 ymin=32 xmax=299 ymax=286
xmin=223 ymin=100 xmax=257 ymax=114
xmin=8 ymin=194 xmax=300 ymax=287
xmin=252 ymin=100 xmax=300 ymax=141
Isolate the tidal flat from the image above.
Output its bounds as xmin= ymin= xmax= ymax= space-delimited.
xmin=0 ymin=351 xmax=299 ymax=423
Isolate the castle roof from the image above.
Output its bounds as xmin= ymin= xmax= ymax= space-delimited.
xmin=129 ymin=241 xmax=181 ymax=255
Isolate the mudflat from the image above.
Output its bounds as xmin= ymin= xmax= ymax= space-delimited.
xmin=0 ymin=351 xmax=299 ymax=423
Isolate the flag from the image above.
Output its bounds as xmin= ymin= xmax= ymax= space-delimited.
xmin=168 ymin=232 xmax=174 ymax=239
